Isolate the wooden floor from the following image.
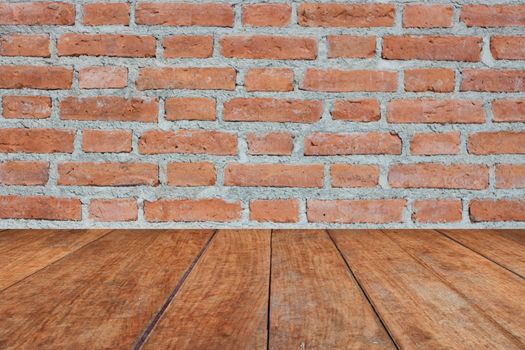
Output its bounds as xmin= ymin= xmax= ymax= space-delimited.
xmin=0 ymin=230 xmax=524 ymax=349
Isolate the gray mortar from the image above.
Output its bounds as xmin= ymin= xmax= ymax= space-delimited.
xmin=0 ymin=0 xmax=525 ymax=229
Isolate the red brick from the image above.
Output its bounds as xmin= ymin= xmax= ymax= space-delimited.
xmin=470 ymin=199 xmax=525 ymax=222
xmin=331 ymin=99 xmax=380 ymax=122
xmin=412 ymin=200 xmax=462 ymax=223
xmin=244 ymin=68 xmax=294 ymax=92
xmin=327 ymin=35 xmax=375 ymax=58
xmin=461 ymin=5 xmax=525 ymax=27
xmin=0 ymin=196 xmax=81 ymax=220
xmin=0 ymin=128 xmax=74 ymax=153
xmin=2 ymin=96 xmax=51 ymax=119
xmin=403 ymin=4 xmax=453 ymax=28
xmin=404 ymin=68 xmax=455 ymax=93
xmin=250 ymin=199 xmax=299 ymax=223
xmin=242 ymin=4 xmax=291 ymax=27
xmin=0 ymin=66 xmax=72 ymax=89
xmin=0 ymin=34 xmax=49 ymax=57
xmin=246 ymin=132 xmax=293 ymax=156
xmin=83 ymin=2 xmax=129 ymax=25
xmin=461 ymin=70 xmax=525 ymax=92
xmin=383 ymin=36 xmax=481 ymax=62
xmin=60 ymin=97 xmax=157 ymax=122
xmin=78 ymin=67 xmax=127 ymax=89
xmin=167 ymin=162 xmax=216 ymax=187
xmin=387 ymin=99 xmax=485 ymax=124
xmin=136 ymin=67 xmax=236 ymax=90
xmin=58 ymin=34 xmax=155 ymax=57
xmin=298 ymin=3 xmax=395 ymax=28
xmin=410 ymin=132 xmax=460 ymax=155
xmin=89 ymin=198 xmax=137 ymax=222
xmin=304 ymin=132 xmax=401 ymax=155
xmin=496 ymin=164 xmax=525 ymax=189
xmin=220 ymin=35 xmax=317 ymax=60
xmin=163 ymin=35 xmax=213 ymax=58
xmin=492 ymin=100 xmax=525 ymax=122
xmin=301 ymin=69 xmax=397 ymax=92
xmin=165 ymin=97 xmax=216 ymax=121
xmin=0 ymin=161 xmax=48 ymax=185
xmin=223 ymin=98 xmax=322 ymax=123
xmin=82 ymin=129 xmax=132 ymax=153
xmin=136 ymin=3 xmax=234 ymax=27
xmin=389 ymin=163 xmax=488 ymax=190
xmin=330 ymin=164 xmax=379 ymax=188
xmin=0 ymin=2 xmax=75 ymax=25
xmin=144 ymin=198 xmax=241 ymax=222
xmin=468 ymin=131 xmax=525 ymax=154
xmin=139 ymin=130 xmax=237 ymax=155
xmin=58 ymin=162 xmax=158 ymax=186
xmin=224 ymin=163 xmax=323 ymax=188
xmin=491 ymin=36 xmax=525 ymax=60
xmin=307 ymin=199 xmax=406 ymax=223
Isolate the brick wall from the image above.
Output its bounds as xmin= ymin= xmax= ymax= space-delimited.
xmin=0 ymin=1 xmax=524 ymax=228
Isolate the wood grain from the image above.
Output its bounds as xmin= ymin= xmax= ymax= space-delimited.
xmin=383 ymin=229 xmax=525 ymax=344
xmin=142 ymin=229 xmax=270 ymax=350
xmin=330 ymin=229 xmax=524 ymax=350
xmin=0 ymin=229 xmax=110 ymax=291
xmin=440 ymin=229 xmax=525 ymax=277
xmin=0 ymin=229 xmax=212 ymax=349
xmin=269 ymin=230 xmax=395 ymax=350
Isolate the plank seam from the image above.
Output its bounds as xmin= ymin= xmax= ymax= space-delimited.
xmin=267 ymin=229 xmax=273 ymax=350
xmin=326 ymin=230 xmax=401 ymax=350
xmin=133 ymin=229 xmax=218 ymax=350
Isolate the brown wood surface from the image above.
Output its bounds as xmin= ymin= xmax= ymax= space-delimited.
xmin=0 ymin=229 xmax=110 ymax=291
xmin=383 ymin=229 xmax=525 ymax=344
xmin=0 ymin=229 xmax=212 ymax=349
xmin=440 ymin=229 xmax=525 ymax=277
xmin=142 ymin=229 xmax=271 ymax=350
xmin=269 ymin=230 xmax=395 ymax=350
xmin=330 ymin=229 xmax=524 ymax=350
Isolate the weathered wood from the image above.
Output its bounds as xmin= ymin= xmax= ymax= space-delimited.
xmin=330 ymin=229 xmax=524 ymax=350
xmin=440 ymin=229 xmax=525 ymax=277
xmin=0 ymin=229 xmax=212 ymax=349
xmin=383 ymin=229 xmax=525 ymax=344
xmin=269 ymin=230 xmax=395 ymax=349
xmin=142 ymin=230 xmax=270 ymax=350
xmin=0 ymin=229 xmax=110 ymax=291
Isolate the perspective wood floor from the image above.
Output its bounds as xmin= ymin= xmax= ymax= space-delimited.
xmin=0 ymin=229 xmax=523 ymax=349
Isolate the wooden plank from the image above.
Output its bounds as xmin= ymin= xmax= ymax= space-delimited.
xmin=383 ymin=229 xmax=525 ymax=344
xmin=330 ymin=230 xmax=524 ymax=350
xmin=0 ymin=229 xmax=213 ymax=349
xmin=142 ymin=229 xmax=270 ymax=350
xmin=269 ymin=230 xmax=395 ymax=350
xmin=440 ymin=229 xmax=525 ymax=277
xmin=0 ymin=229 xmax=111 ymax=291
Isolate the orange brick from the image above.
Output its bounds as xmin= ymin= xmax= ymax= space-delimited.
xmin=410 ymin=132 xmax=460 ymax=155
xmin=461 ymin=69 xmax=525 ymax=92
xmin=89 ymin=198 xmax=137 ymax=222
xmin=136 ymin=3 xmax=233 ymax=27
xmin=383 ymin=36 xmax=481 ymax=61
xmin=246 ymin=132 xmax=294 ymax=156
xmin=224 ymin=163 xmax=323 ymax=188
xmin=301 ymin=69 xmax=397 ymax=92
xmin=307 ymin=199 xmax=406 ymax=223
xmin=244 ymin=68 xmax=294 ymax=92
xmin=470 ymin=199 xmax=525 ymax=222
xmin=327 ymin=35 xmax=376 ymax=58
xmin=0 ymin=196 xmax=80 ymax=220
xmin=144 ymin=199 xmax=241 ymax=222
xmin=242 ymin=4 xmax=291 ymax=27
xmin=491 ymin=36 xmax=525 ymax=60
xmin=2 ymin=96 xmax=51 ymax=119
xmin=403 ymin=4 xmax=453 ymax=28
xmin=82 ymin=129 xmax=132 ymax=153
xmin=58 ymin=162 xmax=158 ymax=186
xmin=331 ymin=99 xmax=380 ymax=122
xmin=0 ymin=2 xmax=75 ymax=25
xmin=58 ymin=34 xmax=155 ymax=57
xmin=136 ymin=67 xmax=236 ymax=90
xmin=0 ymin=128 xmax=74 ymax=153
xmin=250 ymin=199 xmax=299 ymax=223
xmin=0 ymin=66 xmax=72 ymax=89
xmin=167 ymin=162 xmax=216 ymax=186
xmin=83 ymin=2 xmax=129 ymax=25
xmin=305 ymin=132 xmax=401 ymax=155
xmin=461 ymin=5 xmax=525 ymax=27
xmin=78 ymin=67 xmax=127 ymax=89
xmin=0 ymin=161 xmax=48 ymax=185
xmin=330 ymin=164 xmax=379 ymax=188
xmin=298 ymin=3 xmax=395 ymax=27
xmin=404 ymin=68 xmax=455 ymax=92
xmin=163 ymin=35 xmax=213 ymax=58
xmin=165 ymin=97 xmax=216 ymax=121
xmin=60 ymin=97 xmax=157 ymax=122
xmin=223 ymin=98 xmax=322 ymax=123
xmin=496 ymin=164 xmax=525 ymax=189
xmin=0 ymin=34 xmax=50 ymax=57
xmin=139 ymin=130 xmax=237 ymax=155
xmin=387 ymin=99 xmax=485 ymax=124
xmin=468 ymin=132 xmax=525 ymax=154
xmin=492 ymin=100 xmax=525 ymax=122
xmin=412 ymin=200 xmax=462 ymax=223
xmin=389 ymin=163 xmax=488 ymax=189
xmin=220 ymin=35 xmax=317 ymax=60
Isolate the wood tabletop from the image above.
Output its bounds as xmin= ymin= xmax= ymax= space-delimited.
xmin=0 ymin=229 xmax=523 ymax=349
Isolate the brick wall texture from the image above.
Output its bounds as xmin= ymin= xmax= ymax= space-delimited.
xmin=0 ymin=1 xmax=525 ymax=228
